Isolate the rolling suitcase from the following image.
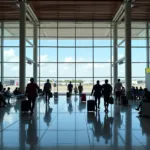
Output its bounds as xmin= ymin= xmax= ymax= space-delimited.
xmin=121 ymin=95 xmax=128 ymax=105
xmin=54 ymin=92 xmax=58 ymax=99
xmin=66 ymin=92 xmax=70 ymax=98
xmin=21 ymin=100 xmax=30 ymax=112
xmin=81 ymin=93 xmax=86 ymax=102
xmin=87 ymin=98 xmax=95 ymax=112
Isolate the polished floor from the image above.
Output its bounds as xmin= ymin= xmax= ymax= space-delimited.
xmin=0 ymin=95 xmax=150 ymax=150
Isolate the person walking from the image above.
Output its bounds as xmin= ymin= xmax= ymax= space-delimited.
xmin=102 ymin=79 xmax=112 ymax=113
xmin=67 ymin=81 xmax=73 ymax=95
xmin=78 ymin=83 xmax=83 ymax=95
xmin=26 ymin=78 xmax=40 ymax=114
xmin=43 ymin=79 xmax=52 ymax=103
xmin=91 ymin=80 xmax=102 ymax=110
xmin=114 ymin=79 xmax=123 ymax=104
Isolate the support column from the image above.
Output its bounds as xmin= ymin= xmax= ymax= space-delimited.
xmin=125 ymin=0 xmax=132 ymax=99
xmin=33 ymin=23 xmax=38 ymax=83
xmin=146 ymin=23 xmax=149 ymax=68
xmin=19 ymin=1 xmax=26 ymax=93
xmin=113 ymin=22 xmax=118 ymax=87
xmin=1 ymin=22 xmax=4 ymax=84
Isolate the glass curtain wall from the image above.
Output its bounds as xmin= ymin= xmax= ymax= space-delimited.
xmin=38 ymin=22 xmax=112 ymax=94
xmin=118 ymin=22 xmax=147 ymax=88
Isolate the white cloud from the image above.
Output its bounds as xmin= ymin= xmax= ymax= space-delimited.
xmin=4 ymin=49 xmax=19 ymax=62
xmin=65 ymin=57 xmax=73 ymax=62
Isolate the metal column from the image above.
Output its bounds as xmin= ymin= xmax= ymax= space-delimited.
xmin=19 ymin=1 xmax=26 ymax=93
xmin=125 ymin=0 xmax=132 ymax=99
xmin=146 ymin=23 xmax=149 ymax=68
xmin=33 ymin=23 xmax=38 ymax=83
xmin=1 ymin=22 xmax=4 ymax=84
xmin=113 ymin=22 xmax=118 ymax=87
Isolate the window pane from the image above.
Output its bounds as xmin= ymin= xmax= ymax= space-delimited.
xmin=58 ymin=63 xmax=75 ymax=77
xmin=76 ymin=28 xmax=92 ymax=37
xmin=94 ymin=39 xmax=110 ymax=46
xmin=58 ymin=28 xmax=75 ymax=37
xmin=76 ymin=39 xmax=92 ymax=47
xmin=76 ymin=63 xmax=92 ymax=77
xmin=94 ymin=48 xmax=110 ymax=62
xmin=40 ymin=48 xmax=57 ymax=62
xmin=132 ymin=63 xmax=146 ymax=77
xmin=26 ymin=64 xmax=33 ymax=78
xmin=118 ymin=63 xmax=125 ymax=77
xmin=4 ymin=47 xmax=19 ymax=62
xmin=94 ymin=63 xmax=110 ymax=77
xmin=58 ymin=48 xmax=75 ymax=62
xmin=132 ymin=78 xmax=145 ymax=88
xmin=40 ymin=39 xmax=57 ymax=46
xmin=132 ymin=48 xmax=146 ymax=62
xmin=76 ymin=48 xmax=92 ymax=62
xmin=132 ymin=39 xmax=146 ymax=47
xmin=58 ymin=39 xmax=75 ymax=46
xmin=26 ymin=47 xmax=33 ymax=60
xmin=4 ymin=39 xmax=19 ymax=46
xmin=40 ymin=63 xmax=57 ymax=77
xmin=4 ymin=63 xmax=19 ymax=77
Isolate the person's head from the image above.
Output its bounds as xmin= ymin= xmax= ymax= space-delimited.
xmin=47 ymin=79 xmax=49 ymax=83
xmin=70 ymin=81 xmax=71 ymax=84
xmin=3 ymin=88 xmax=6 ymax=91
xmin=30 ymin=78 xmax=34 ymax=83
xmin=8 ymin=87 xmax=10 ymax=91
xmin=97 ymin=80 xmax=100 ymax=84
xmin=105 ymin=79 xmax=108 ymax=84
xmin=140 ymin=87 xmax=142 ymax=89
xmin=80 ymin=83 xmax=81 ymax=85
xmin=144 ymin=88 xmax=148 ymax=92
xmin=118 ymin=79 xmax=120 ymax=82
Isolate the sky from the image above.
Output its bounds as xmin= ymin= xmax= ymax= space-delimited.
xmin=2 ymin=38 xmax=147 ymax=82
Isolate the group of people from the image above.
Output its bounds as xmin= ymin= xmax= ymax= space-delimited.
xmin=132 ymin=86 xmax=145 ymax=100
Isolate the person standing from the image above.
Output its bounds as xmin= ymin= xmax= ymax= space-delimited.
xmin=78 ymin=83 xmax=83 ymax=95
xmin=67 ymin=81 xmax=73 ymax=95
xmin=26 ymin=78 xmax=40 ymax=114
xmin=0 ymin=82 xmax=3 ymax=92
xmin=43 ymin=79 xmax=52 ymax=103
xmin=114 ymin=79 xmax=123 ymax=104
xmin=91 ymin=80 xmax=102 ymax=110
xmin=102 ymin=80 xmax=112 ymax=113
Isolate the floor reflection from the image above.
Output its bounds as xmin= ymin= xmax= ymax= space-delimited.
xmin=0 ymin=95 xmax=150 ymax=150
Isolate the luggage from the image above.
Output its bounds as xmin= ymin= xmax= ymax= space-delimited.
xmin=49 ymin=92 xmax=53 ymax=98
xmin=87 ymin=98 xmax=95 ymax=112
xmin=66 ymin=92 xmax=70 ymax=98
xmin=54 ymin=92 xmax=58 ymax=99
xmin=21 ymin=100 xmax=30 ymax=112
xmin=109 ymin=96 xmax=114 ymax=104
xmin=121 ymin=95 xmax=128 ymax=105
xmin=81 ymin=93 xmax=86 ymax=102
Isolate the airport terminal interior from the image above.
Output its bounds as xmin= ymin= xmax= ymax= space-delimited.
xmin=0 ymin=0 xmax=150 ymax=150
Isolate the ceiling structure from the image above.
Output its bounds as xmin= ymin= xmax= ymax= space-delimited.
xmin=0 ymin=0 xmax=150 ymax=21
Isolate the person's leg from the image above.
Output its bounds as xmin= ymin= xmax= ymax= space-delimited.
xmin=104 ymin=95 xmax=107 ymax=111
xmin=28 ymin=97 xmax=32 ymax=111
xmin=135 ymin=100 xmax=142 ymax=110
xmin=106 ymin=95 xmax=110 ymax=111
xmin=95 ymin=96 xmax=98 ymax=110
xmin=31 ymin=98 xmax=36 ymax=113
xmin=97 ymin=96 xmax=100 ymax=109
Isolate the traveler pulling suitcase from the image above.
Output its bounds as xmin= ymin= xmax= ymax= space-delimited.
xmin=87 ymin=96 xmax=95 ymax=112
xmin=81 ymin=93 xmax=86 ymax=102
xmin=21 ymin=100 xmax=30 ymax=112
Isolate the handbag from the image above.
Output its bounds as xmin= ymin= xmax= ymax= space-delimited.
xmin=109 ymin=96 xmax=114 ymax=104
xmin=49 ymin=92 xmax=53 ymax=98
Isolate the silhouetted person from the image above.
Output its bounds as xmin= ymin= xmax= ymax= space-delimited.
xmin=26 ymin=78 xmax=40 ymax=114
xmin=68 ymin=81 xmax=73 ymax=94
xmin=114 ymin=79 xmax=123 ymax=104
xmin=13 ymin=88 xmax=18 ymax=95
xmin=4 ymin=87 xmax=11 ymax=103
xmin=0 ymin=82 xmax=3 ymax=92
xmin=74 ymin=86 xmax=78 ymax=94
xmin=91 ymin=80 xmax=102 ymax=110
xmin=102 ymin=80 xmax=112 ymax=113
xmin=44 ymin=104 xmax=52 ymax=126
xmin=43 ymin=79 xmax=51 ymax=103
xmin=78 ymin=83 xmax=83 ymax=95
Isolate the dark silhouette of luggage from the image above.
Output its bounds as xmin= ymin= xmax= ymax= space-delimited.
xmin=121 ymin=95 xmax=128 ymax=105
xmin=87 ymin=100 xmax=95 ymax=112
xmin=66 ymin=92 xmax=70 ymax=98
xmin=21 ymin=100 xmax=30 ymax=112
xmin=54 ymin=92 xmax=58 ymax=99
xmin=81 ymin=93 xmax=86 ymax=102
